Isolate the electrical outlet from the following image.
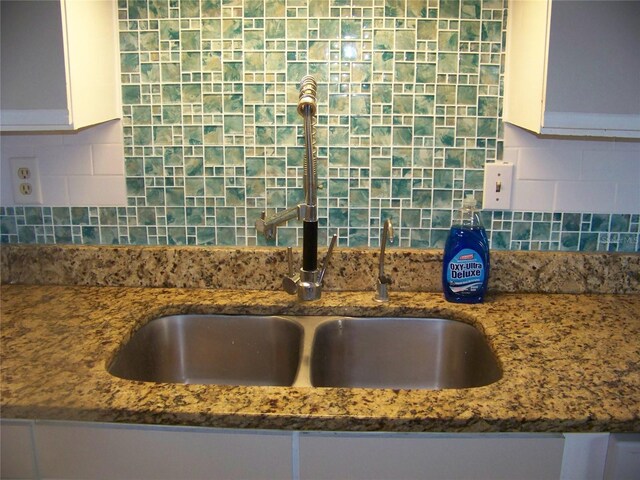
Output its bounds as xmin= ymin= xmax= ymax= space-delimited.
xmin=10 ymin=157 xmax=43 ymax=205
xmin=482 ymin=161 xmax=513 ymax=210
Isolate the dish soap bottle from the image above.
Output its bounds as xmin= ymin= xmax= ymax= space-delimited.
xmin=442 ymin=194 xmax=490 ymax=303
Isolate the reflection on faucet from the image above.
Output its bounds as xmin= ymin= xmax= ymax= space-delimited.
xmin=255 ymin=76 xmax=337 ymax=301
xmin=375 ymin=219 xmax=394 ymax=302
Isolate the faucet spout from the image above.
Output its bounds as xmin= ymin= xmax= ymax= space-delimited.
xmin=255 ymin=75 xmax=333 ymax=301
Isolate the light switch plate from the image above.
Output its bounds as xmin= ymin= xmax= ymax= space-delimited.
xmin=482 ymin=161 xmax=513 ymax=210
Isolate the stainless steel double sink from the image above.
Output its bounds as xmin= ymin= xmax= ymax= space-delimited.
xmin=108 ymin=314 xmax=502 ymax=390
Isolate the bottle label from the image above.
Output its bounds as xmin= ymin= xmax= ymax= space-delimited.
xmin=446 ymin=248 xmax=485 ymax=294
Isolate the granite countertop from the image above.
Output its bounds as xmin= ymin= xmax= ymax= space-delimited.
xmin=2 ymin=283 xmax=639 ymax=433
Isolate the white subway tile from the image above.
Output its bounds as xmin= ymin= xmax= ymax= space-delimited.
xmin=64 ymin=145 xmax=94 ymax=174
xmin=504 ymin=123 xmax=541 ymax=147
xmin=502 ymin=147 xmax=519 ymax=164
xmin=41 ymin=176 xmax=70 ymax=206
xmin=37 ymin=145 xmax=93 ymax=176
xmin=615 ymin=183 xmax=640 ymax=214
xmin=68 ymin=176 xmax=126 ymax=206
xmin=0 ymin=159 xmax=14 ymax=205
xmin=0 ymin=141 xmax=35 ymax=160
xmin=511 ymin=180 xmax=556 ymax=211
xmin=554 ymin=181 xmax=617 ymax=213
xmin=517 ymin=148 xmax=582 ymax=180
xmin=582 ymin=150 xmax=640 ymax=182
xmin=93 ymin=144 xmax=125 ymax=175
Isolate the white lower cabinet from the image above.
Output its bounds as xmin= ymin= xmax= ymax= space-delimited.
xmin=0 ymin=421 xmax=37 ymax=480
xmin=1 ymin=420 xmax=638 ymax=480
xmin=1 ymin=420 xmax=292 ymax=480
xmin=299 ymin=432 xmax=565 ymax=480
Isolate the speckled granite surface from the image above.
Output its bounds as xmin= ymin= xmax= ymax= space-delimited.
xmin=2 ymin=244 xmax=639 ymax=293
xmin=2 ymin=284 xmax=639 ymax=432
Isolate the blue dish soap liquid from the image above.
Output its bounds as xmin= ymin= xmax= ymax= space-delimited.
xmin=442 ymin=195 xmax=490 ymax=303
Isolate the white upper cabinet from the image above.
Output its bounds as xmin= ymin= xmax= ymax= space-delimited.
xmin=0 ymin=0 xmax=120 ymax=131
xmin=504 ymin=0 xmax=640 ymax=138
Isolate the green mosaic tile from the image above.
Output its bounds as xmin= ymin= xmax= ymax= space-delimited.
xmin=560 ymin=232 xmax=580 ymax=250
xmin=436 ymin=127 xmax=455 ymax=146
xmin=226 ymin=187 xmax=245 ymax=206
xmin=1 ymin=0 xmax=636 ymax=253
xmin=205 ymin=178 xmax=224 ymax=197
xmin=397 ymin=30 xmax=417 ymax=50
xmin=464 ymin=170 xmax=484 ymax=189
xmin=392 ymin=179 xmax=411 ymax=198
xmin=610 ymin=214 xmax=630 ymax=232
xmin=349 ymin=189 xmax=369 ymax=207
xmin=51 ymin=207 xmax=71 ymax=225
xmin=434 ymin=170 xmax=453 ymax=188
xmin=414 ymin=117 xmax=434 ymax=136
xmin=371 ymin=179 xmax=391 ymax=198
xmin=479 ymin=64 xmax=500 ymax=85
xmin=120 ymin=32 xmax=138 ymax=51
xmin=417 ymin=19 xmax=438 ymax=40
xmin=70 ymin=208 xmax=89 ymax=225
xmin=435 ymin=85 xmax=456 ymax=104
xmin=432 ymin=209 xmax=452 ymax=228
xmin=373 ymin=51 xmax=394 ymax=71
xmin=481 ymin=20 xmax=502 ymax=42
xmin=349 ymin=209 xmax=369 ymax=228
xmin=244 ymin=0 xmax=264 ymax=18
xmin=395 ymin=62 xmax=416 ymax=83
xmin=433 ymin=189 xmax=453 ymax=208
xmin=265 ymin=19 xmax=285 ymax=39
xmin=393 ymin=127 xmax=413 ymax=146
xmin=459 ymin=53 xmax=479 ymax=73
xmin=416 ymin=63 xmax=436 ymax=83
xmin=412 ymin=189 xmax=432 ymax=207
xmin=477 ymin=118 xmax=497 ymax=137
xmin=580 ymin=233 xmax=598 ymax=251
xmin=440 ymin=0 xmax=461 ymax=18
xmin=385 ymin=0 xmax=406 ymax=17
xmin=122 ymin=85 xmax=141 ymax=104
xmin=402 ymin=209 xmax=421 ymax=228
xmin=438 ymin=31 xmax=458 ymax=51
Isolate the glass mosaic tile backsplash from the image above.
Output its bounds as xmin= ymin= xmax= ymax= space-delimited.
xmin=1 ymin=0 xmax=638 ymax=252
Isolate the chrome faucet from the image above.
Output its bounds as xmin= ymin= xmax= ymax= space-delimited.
xmin=375 ymin=219 xmax=394 ymax=302
xmin=255 ymin=75 xmax=337 ymax=301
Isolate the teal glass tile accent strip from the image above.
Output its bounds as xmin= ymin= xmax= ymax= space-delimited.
xmin=0 ymin=0 xmax=639 ymax=253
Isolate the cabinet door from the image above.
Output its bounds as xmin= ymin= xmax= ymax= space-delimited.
xmin=33 ymin=422 xmax=293 ymax=480
xmin=0 ymin=1 xmax=69 ymax=127
xmin=0 ymin=420 xmax=37 ymax=480
xmin=0 ymin=0 xmax=120 ymax=131
xmin=299 ymin=432 xmax=565 ymax=480
xmin=504 ymin=0 xmax=640 ymax=138
xmin=543 ymin=1 xmax=640 ymax=136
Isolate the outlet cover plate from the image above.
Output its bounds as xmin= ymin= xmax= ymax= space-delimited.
xmin=10 ymin=157 xmax=43 ymax=205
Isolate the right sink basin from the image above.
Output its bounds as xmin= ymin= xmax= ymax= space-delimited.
xmin=310 ymin=317 xmax=502 ymax=390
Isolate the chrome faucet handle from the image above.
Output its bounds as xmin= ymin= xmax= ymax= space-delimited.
xmin=282 ymin=247 xmax=299 ymax=295
xmin=255 ymin=211 xmax=275 ymax=240
xmin=375 ymin=220 xmax=394 ymax=303
xmin=318 ymin=234 xmax=338 ymax=286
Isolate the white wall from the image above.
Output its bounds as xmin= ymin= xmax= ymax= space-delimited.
xmin=504 ymin=123 xmax=640 ymax=214
xmin=0 ymin=119 xmax=127 ymax=207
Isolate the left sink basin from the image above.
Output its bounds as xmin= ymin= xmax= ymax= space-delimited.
xmin=108 ymin=315 xmax=303 ymax=386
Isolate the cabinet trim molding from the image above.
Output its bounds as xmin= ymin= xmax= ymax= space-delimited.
xmin=1 ymin=109 xmax=72 ymax=131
